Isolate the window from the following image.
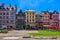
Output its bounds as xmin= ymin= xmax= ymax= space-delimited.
xmin=3 ymin=16 xmax=5 ymax=19
xmin=27 ymin=16 xmax=28 ymax=18
xmin=27 ymin=13 xmax=28 ymax=15
xmin=7 ymin=21 xmax=9 ymax=23
xmin=3 ymin=13 xmax=5 ymax=15
xmin=12 ymin=7 xmax=14 ymax=10
xmin=30 ymin=16 xmax=31 ymax=18
xmin=32 ymin=19 xmax=34 ymax=21
xmin=32 ymin=16 xmax=34 ymax=18
xmin=6 ymin=16 xmax=9 ymax=19
xmin=0 ymin=20 xmax=2 ymax=23
xmin=6 ymin=13 xmax=9 ymax=15
xmin=10 ymin=13 xmax=14 ymax=15
xmin=30 ymin=19 xmax=31 ymax=22
xmin=10 ymin=20 xmax=14 ymax=24
xmin=3 ymin=21 xmax=5 ymax=23
xmin=27 ymin=20 xmax=28 ymax=22
xmin=0 ymin=16 xmax=2 ymax=19
xmin=10 ymin=16 xmax=14 ymax=19
xmin=30 ymin=13 xmax=31 ymax=15
xmin=0 ymin=20 xmax=2 ymax=25
xmin=7 ymin=7 xmax=9 ymax=10
xmin=11 ymin=16 xmax=14 ymax=17
xmin=36 ymin=15 xmax=37 ymax=17
xmin=11 ymin=20 xmax=13 ymax=22
xmin=32 ymin=13 xmax=34 ymax=15
xmin=0 ymin=13 xmax=2 ymax=15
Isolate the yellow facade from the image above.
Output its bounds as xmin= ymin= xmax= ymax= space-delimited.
xmin=25 ymin=10 xmax=36 ymax=27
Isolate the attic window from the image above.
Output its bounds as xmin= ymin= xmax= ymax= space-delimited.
xmin=45 ymin=12 xmax=47 ymax=14
xmin=7 ymin=8 xmax=9 ymax=10
xmin=3 ymin=7 xmax=5 ymax=9
xmin=12 ymin=7 xmax=14 ymax=10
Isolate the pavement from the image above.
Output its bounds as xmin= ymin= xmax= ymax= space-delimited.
xmin=0 ymin=30 xmax=33 ymax=40
xmin=0 ymin=30 xmax=59 ymax=40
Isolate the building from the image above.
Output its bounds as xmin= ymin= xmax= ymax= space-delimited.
xmin=35 ymin=14 xmax=43 ymax=29
xmin=59 ymin=13 xmax=60 ymax=26
xmin=40 ymin=11 xmax=50 ymax=29
xmin=50 ymin=11 xmax=59 ymax=26
xmin=16 ymin=10 xmax=25 ymax=29
xmin=8 ymin=6 xmax=16 ymax=29
xmin=25 ymin=10 xmax=36 ymax=29
xmin=0 ymin=4 xmax=16 ymax=29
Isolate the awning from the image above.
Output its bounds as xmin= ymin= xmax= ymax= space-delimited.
xmin=48 ymin=26 xmax=60 ymax=29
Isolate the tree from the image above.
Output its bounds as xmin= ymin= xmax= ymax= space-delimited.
xmin=23 ymin=24 xmax=28 ymax=30
xmin=23 ymin=24 xmax=31 ymax=30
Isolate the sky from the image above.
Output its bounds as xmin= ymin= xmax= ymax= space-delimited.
xmin=0 ymin=0 xmax=60 ymax=13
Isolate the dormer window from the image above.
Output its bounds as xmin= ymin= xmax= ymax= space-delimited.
xmin=7 ymin=7 xmax=9 ymax=10
xmin=3 ymin=7 xmax=5 ymax=9
xmin=45 ymin=12 xmax=47 ymax=14
xmin=12 ymin=7 xmax=14 ymax=10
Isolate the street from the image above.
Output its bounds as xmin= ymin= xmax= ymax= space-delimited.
xmin=0 ymin=30 xmax=33 ymax=40
xmin=0 ymin=30 xmax=59 ymax=40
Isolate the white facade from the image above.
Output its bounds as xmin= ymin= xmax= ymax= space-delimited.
xmin=0 ymin=4 xmax=16 ymax=29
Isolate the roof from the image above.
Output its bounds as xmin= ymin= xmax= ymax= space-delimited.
xmin=53 ymin=10 xmax=59 ymax=14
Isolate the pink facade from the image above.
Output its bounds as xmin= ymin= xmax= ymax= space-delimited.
xmin=50 ymin=11 xmax=59 ymax=26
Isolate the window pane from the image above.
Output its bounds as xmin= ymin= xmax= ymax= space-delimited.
xmin=6 ymin=13 xmax=9 ymax=15
xmin=7 ymin=21 xmax=9 ymax=23
xmin=10 ymin=20 xmax=14 ymax=24
xmin=3 ymin=16 xmax=5 ymax=19
xmin=0 ymin=16 xmax=2 ymax=19
xmin=3 ymin=13 xmax=5 ymax=15
xmin=3 ymin=21 xmax=5 ymax=23
xmin=6 ymin=16 xmax=9 ymax=19
xmin=0 ymin=13 xmax=2 ymax=15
